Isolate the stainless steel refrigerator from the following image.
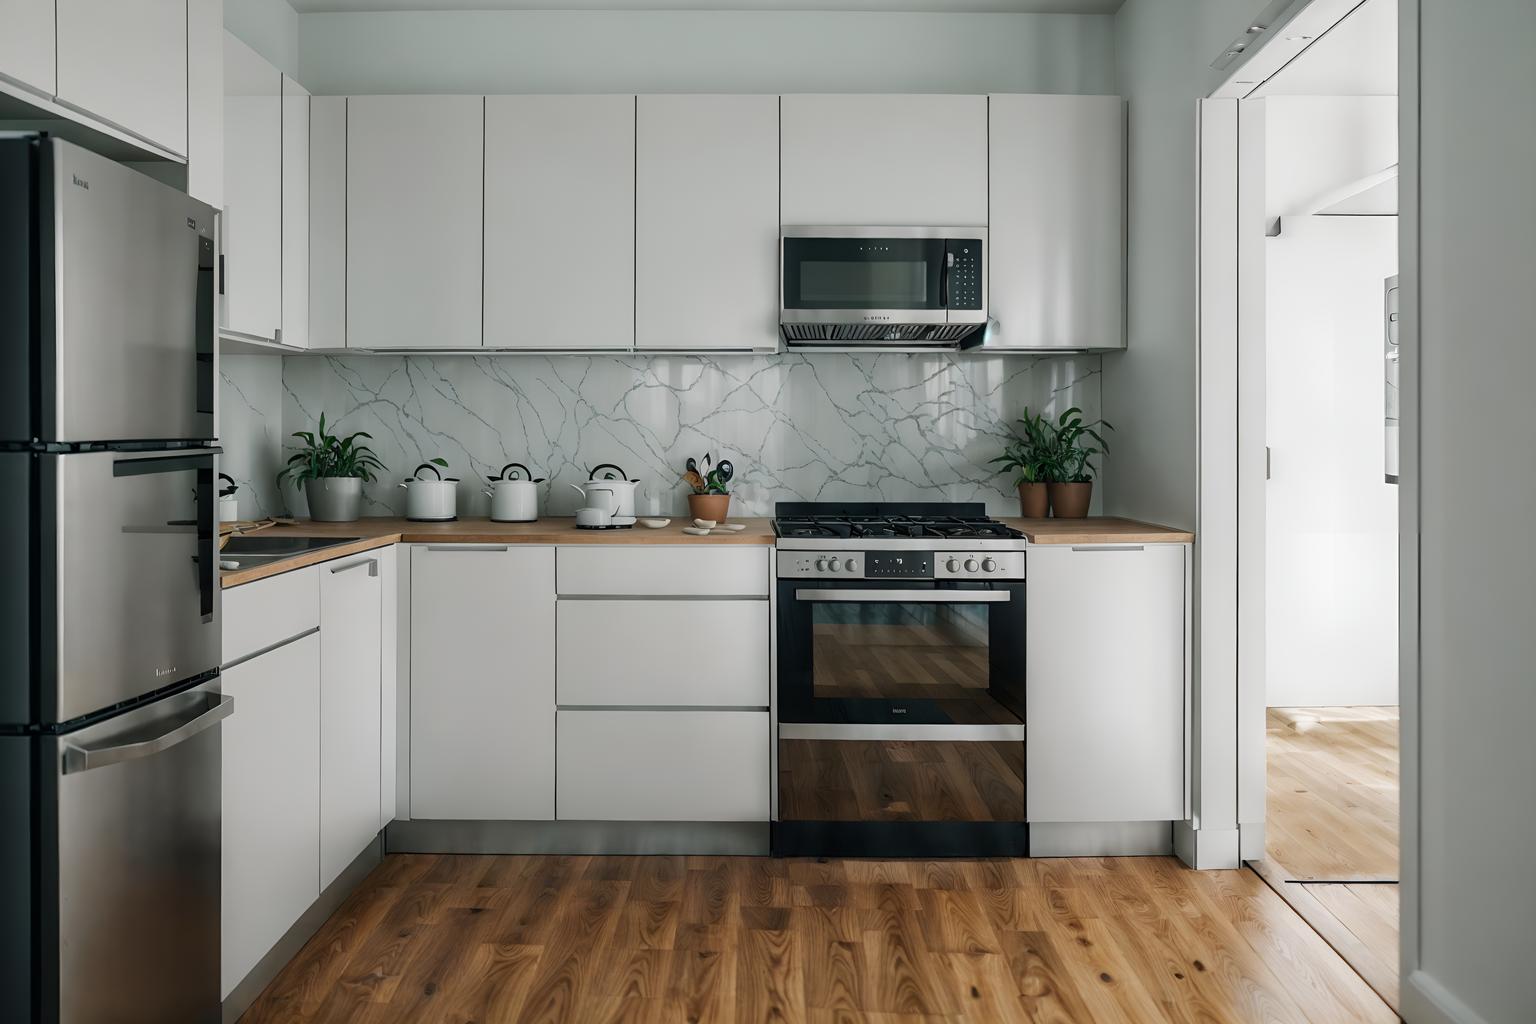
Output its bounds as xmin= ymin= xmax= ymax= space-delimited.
xmin=0 ymin=134 xmax=225 ymax=1023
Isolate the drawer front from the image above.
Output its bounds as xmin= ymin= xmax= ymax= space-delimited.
xmin=222 ymin=567 xmax=320 ymax=665
xmin=556 ymin=710 xmax=770 ymax=821
xmin=557 ymin=546 xmax=769 ymax=597
xmin=558 ymin=600 xmax=769 ymax=707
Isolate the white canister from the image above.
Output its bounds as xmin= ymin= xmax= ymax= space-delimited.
xmin=484 ymin=462 xmax=542 ymax=522
xmin=217 ymin=494 xmax=239 ymax=523
xmin=400 ymin=463 xmax=459 ymax=521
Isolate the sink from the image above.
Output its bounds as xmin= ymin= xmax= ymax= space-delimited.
xmin=220 ymin=535 xmax=360 ymax=570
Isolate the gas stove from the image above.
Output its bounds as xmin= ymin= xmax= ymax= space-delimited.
xmin=773 ymin=501 xmax=1026 ymax=580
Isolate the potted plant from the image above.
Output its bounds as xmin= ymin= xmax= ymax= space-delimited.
xmin=1044 ymin=406 xmax=1113 ymax=519
xmin=684 ymin=453 xmax=734 ymax=522
xmin=991 ymin=408 xmax=1055 ymax=517
xmin=276 ymin=413 xmax=386 ymax=523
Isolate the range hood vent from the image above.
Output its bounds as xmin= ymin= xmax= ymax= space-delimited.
xmin=781 ymin=322 xmax=984 ymax=348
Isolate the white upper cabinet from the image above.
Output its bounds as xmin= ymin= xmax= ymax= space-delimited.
xmin=635 ymin=95 xmax=780 ymax=351
xmin=348 ymin=95 xmax=483 ymax=349
xmin=0 ymin=0 xmax=56 ymax=99
xmin=185 ymin=0 xmax=222 ymax=209
xmin=55 ymin=0 xmax=187 ymax=155
xmin=221 ymin=33 xmax=282 ymax=341
xmin=780 ymin=95 xmax=987 ymax=226
xmin=484 ymin=95 xmax=634 ymax=350
xmin=987 ymin=94 xmax=1126 ymax=350
xmin=309 ymin=97 xmax=347 ymax=350
xmin=280 ymin=76 xmax=310 ymax=349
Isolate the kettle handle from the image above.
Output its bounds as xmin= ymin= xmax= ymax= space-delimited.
xmin=411 ymin=462 xmax=443 ymax=481
xmin=588 ymin=463 xmax=628 ymax=481
xmin=498 ymin=462 xmax=532 ymax=481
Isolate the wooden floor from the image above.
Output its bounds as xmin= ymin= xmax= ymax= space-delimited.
xmin=240 ymin=853 xmax=1396 ymax=1024
xmin=1261 ymin=706 xmax=1401 ymax=1012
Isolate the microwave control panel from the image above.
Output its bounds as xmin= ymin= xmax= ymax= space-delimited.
xmin=945 ymin=240 xmax=984 ymax=311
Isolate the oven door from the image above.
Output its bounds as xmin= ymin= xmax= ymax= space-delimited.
xmin=774 ymin=578 xmax=1026 ymax=854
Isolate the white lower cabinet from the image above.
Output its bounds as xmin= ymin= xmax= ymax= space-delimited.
xmin=557 ymin=710 xmax=769 ymax=821
xmin=557 ymin=599 xmax=769 ymax=707
xmin=1025 ymin=544 xmax=1188 ymax=823
xmin=318 ymin=553 xmax=383 ymax=888
xmin=221 ymin=632 xmax=320 ymax=1000
xmin=409 ymin=545 xmax=555 ymax=820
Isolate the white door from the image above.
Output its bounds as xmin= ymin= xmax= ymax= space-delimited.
xmin=55 ymin=0 xmax=187 ymax=155
xmin=0 ymin=0 xmax=56 ymax=99
xmin=988 ymin=94 xmax=1126 ymax=350
xmin=1025 ymin=544 xmax=1187 ymax=823
xmin=221 ymin=33 xmax=282 ymax=341
xmin=635 ymin=95 xmax=779 ymax=351
xmin=780 ymin=95 xmax=987 ymax=226
xmin=309 ymin=97 xmax=347 ymax=350
xmin=409 ymin=546 xmax=555 ymax=820
xmin=318 ymin=555 xmax=382 ymax=888
xmin=348 ymin=95 xmax=483 ymax=349
xmin=483 ymin=95 xmax=634 ymax=350
xmin=280 ymin=76 xmax=310 ymax=349
xmin=221 ymin=633 xmax=320 ymax=1000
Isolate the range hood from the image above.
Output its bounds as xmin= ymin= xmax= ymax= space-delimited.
xmin=780 ymin=321 xmax=986 ymax=349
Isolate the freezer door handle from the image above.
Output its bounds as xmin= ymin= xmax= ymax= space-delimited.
xmin=60 ymin=693 xmax=234 ymax=774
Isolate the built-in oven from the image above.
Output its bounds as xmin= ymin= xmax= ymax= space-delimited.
xmin=779 ymin=226 xmax=988 ymax=348
xmin=773 ymin=550 xmax=1027 ymax=857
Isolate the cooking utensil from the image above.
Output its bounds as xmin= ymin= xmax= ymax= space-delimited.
xmin=485 ymin=461 xmax=542 ymax=522
xmin=401 ymin=461 xmax=458 ymax=521
xmin=584 ymin=464 xmax=640 ymax=519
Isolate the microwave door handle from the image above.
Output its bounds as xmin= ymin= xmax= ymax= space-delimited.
xmin=940 ymin=250 xmax=955 ymax=308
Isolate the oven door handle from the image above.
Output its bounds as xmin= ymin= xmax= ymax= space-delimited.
xmin=780 ymin=722 xmax=1026 ymax=742
xmin=794 ymin=589 xmax=1011 ymax=603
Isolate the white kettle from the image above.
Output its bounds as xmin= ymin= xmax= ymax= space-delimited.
xmin=582 ymin=463 xmax=640 ymax=522
xmin=484 ymin=462 xmax=541 ymax=522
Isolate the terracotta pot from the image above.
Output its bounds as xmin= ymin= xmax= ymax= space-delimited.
xmin=1016 ymin=482 xmax=1049 ymax=518
xmin=1048 ymin=481 xmax=1093 ymax=519
xmin=688 ymin=492 xmax=731 ymax=522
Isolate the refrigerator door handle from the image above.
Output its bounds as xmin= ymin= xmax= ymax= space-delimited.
xmin=60 ymin=694 xmax=234 ymax=775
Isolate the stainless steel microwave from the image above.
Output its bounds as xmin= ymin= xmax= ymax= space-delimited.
xmin=779 ymin=226 xmax=988 ymax=349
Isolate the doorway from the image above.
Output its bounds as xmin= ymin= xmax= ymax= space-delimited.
xmin=1214 ymin=0 xmax=1404 ymax=1013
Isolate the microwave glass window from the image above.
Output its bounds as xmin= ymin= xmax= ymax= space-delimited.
xmin=799 ymin=260 xmax=929 ymax=308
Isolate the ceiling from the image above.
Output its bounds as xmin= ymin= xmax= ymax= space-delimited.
xmin=288 ymin=0 xmax=1124 ymax=13
xmin=1256 ymin=0 xmax=1397 ymax=97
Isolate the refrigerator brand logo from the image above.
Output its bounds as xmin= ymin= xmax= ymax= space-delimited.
xmin=71 ymin=174 xmax=89 ymax=190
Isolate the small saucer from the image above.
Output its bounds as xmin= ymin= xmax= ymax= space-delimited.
xmin=639 ymin=518 xmax=671 ymax=528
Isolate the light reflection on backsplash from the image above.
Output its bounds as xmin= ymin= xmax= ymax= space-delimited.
xmin=225 ymin=352 xmax=1101 ymax=519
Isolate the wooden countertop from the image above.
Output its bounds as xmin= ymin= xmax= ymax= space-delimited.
xmin=1005 ymin=517 xmax=1194 ymax=545
xmin=221 ymin=514 xmax=1190 ymax=589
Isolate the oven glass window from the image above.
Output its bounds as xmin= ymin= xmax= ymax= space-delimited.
xmin=810 ymin=600 xmax=1022 ymax=725
xmin=799 ymin=260 xmax=929 ymax=308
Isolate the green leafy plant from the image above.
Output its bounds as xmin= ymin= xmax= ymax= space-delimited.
xmin=990 ymin=406 xmax=1114 ymax=484
xmin=276 ymin=412 xmax=387 ymax=487
xmin=1047 ymin=406 xmax=1114 ymax=482
xmin=684 ymin=453 xmax=734 ymax=495
xmin=990 ymin=408 xmax=1056 ymax=486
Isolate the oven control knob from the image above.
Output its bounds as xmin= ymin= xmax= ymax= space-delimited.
xmin=982 ymin=557 xmax=998 ymax=573
xmin=945 ymin=558 xmax=960 ymax=573
xmin=844 ymin=558 xmax=860 ymax=573
xmin=963 ymin=558 xmax=979 ymax=573
xmin=814 ymin=558 xmax=829 ymax=573
xmin=827 ymin=559 xmax=841 ymax=573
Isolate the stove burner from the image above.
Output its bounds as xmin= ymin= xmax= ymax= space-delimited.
xmin=772 ymin=510 xmax=1024 ymax=541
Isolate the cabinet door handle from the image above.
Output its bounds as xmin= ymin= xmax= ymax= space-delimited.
xmin=331 ymin=558 xmax=378 ymax=576
xmin=1069 ymin=545 xmax=1146 ymax=552
xmin=424 ymin=545 xmax=509 ymax=552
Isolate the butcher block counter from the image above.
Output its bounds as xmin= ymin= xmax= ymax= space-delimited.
xmin=220 ymin=514 xmax=1190 ymax=588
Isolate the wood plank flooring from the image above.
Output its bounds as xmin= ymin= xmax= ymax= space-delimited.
xmin=240 ymin=853 xmax=1396 ymax=1023
xmin=1260 ymin=706 xmax=1401 ymax=1013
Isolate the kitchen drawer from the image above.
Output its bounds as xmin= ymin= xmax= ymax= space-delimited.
xmin=557 ymin=546 xmax=769 ymax=597
xmin=222 ymin=567 xmax=319 ymax=665
xmin=558 ymin=600 xmax=769 ymax=707
xmin=556 ymin=710 xmax=770 ymax=821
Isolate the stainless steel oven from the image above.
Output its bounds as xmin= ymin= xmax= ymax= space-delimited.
xmin=773 ymin=553 xmax=1027 ymax=856
xmin=779 ymin=226 xmax=987 ymax=348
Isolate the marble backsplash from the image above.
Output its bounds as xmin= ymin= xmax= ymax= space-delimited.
xmin=220 ymin=352 xmax=1101 ymax=520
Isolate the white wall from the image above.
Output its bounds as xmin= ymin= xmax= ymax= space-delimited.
xmin=1266 ymin=96 xmax=1398 ymax=219
xmin=1265 ymin=216 xmax=1397 ymax=707
xmin=224 ymin=0 xmax=299 ymax=77
xmin=296 ymin=10 xmax=1114 ymax=95
xmin=1404 ymin=1 xmax=1536 ymax=1021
